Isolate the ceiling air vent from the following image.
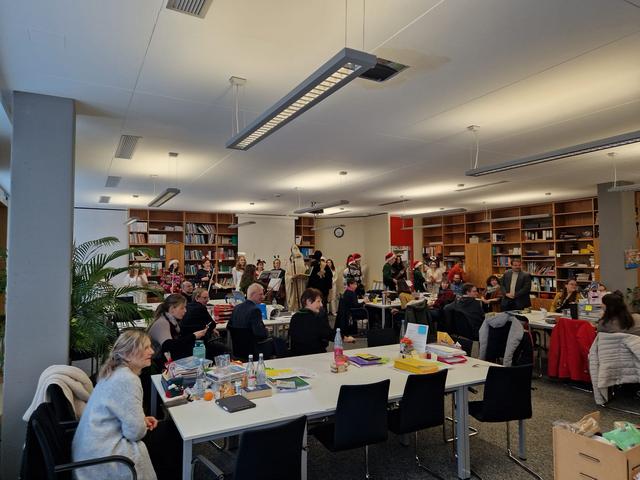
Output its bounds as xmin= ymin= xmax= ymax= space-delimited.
xmin=105 ymin=176 xmax=122 ymax=188
xmin=166 ymin=0 xmax=213 ymax=18
xmin=114 ymin=135 xmax=141 ymax=159
xmin=98 ymin=196 xmax=111 ymax=204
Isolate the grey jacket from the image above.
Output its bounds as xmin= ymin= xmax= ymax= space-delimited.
xmin=588 ymin=332 xmax=640 ymax=405
xmin=479 ymin=312 xmax=525 ymax=367
xmin=72 ymin=367 xmax=156 ymax=480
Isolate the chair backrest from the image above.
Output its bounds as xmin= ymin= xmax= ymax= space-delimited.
xmin=405 ymin=300 xmax=427 ymax=325
xmin=480 ymin=365 xmax=533 ymax=422
xmin=394 ymin=369 xmax=448 ymax=433
xmin=29 ymin=402 xmax=72 ymax=480
xmin=367 ymin=328 xmax=398 ymax=347
xmin=233 ymin=416 xmax=307 ymax=480
xmin=46 ymin=384 xmax=76 ymax=423
xmin=333 ymin=380 xmax=390 ymax=450
xmin=228 ymin=326 xmax=258 ymax=361
xmin=457 ymin=337 xmax=473 ymax=357
xmin=453 ymin=308 xmax=479 ymax=341
xmin=484 ymin=323 xmax=511 ymax=364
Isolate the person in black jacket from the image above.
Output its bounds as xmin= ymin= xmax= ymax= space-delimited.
xmin=194 ymin=259 xmax=214 ymax=288
xmin=335 ymin=278 xmax=362 ymax=335
xmin=290 ymin=288 xmax=355 ymax=356
xmin=180 ymin=288 xmax=229 ymax=358
xmin=306 ymin=250 xmax=332 ymax=304
xmin=444 ymin=283 xmax=485 ymax=338
xmin=147 ymin=294 xmax=208 ymax=365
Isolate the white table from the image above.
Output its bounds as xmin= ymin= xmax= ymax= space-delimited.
xmin=365 ymin=301 xmax=401 ymax=328
xmin=152 ymin=345 xmax=497 ymax=480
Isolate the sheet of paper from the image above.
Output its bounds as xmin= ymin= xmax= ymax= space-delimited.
xmin=405 ymin=322 xmax=428 ymax=354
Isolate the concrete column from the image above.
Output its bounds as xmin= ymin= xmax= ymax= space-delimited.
xmin=597 ymin=182 xmax=637 ymax=292
xmin=1 ymin=92 xmax=75 ymax=478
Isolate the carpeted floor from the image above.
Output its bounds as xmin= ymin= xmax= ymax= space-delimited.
xmin=191 ymin=336 xmax=640 ymax=480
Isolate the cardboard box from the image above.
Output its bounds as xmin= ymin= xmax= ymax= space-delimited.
xmin=553 ymin=426 xmax=640 ymax=480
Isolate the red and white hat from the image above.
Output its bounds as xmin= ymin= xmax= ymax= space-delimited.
xmin=412 ymin=260 xmax=423 ymax=269
xmin=385 ymin=252 xmax=394 ymax=261
xmin=352 ymin=252 xmax=362 ymax=261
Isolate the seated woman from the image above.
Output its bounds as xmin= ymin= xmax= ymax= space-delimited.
xmin=598 ymin=291 xmax=640 ymax=336
xmin=72 ymin=330 xmax=182 ymax=480
xmin=290 ymin=288 xmax=354 ymax=356
xmin=550 ymin=278 xmax=584 ymax=313
xmin=147 ymin=294 xmax=208 ymax=365
xmin=482 ymin=275 xmax=503 ymax=313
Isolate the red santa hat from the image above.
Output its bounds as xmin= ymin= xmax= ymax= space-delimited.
xmin=352 ymin=252 xmax=362 ymax=261
xmin=412 ymin=260 xmax=423 ymax=269
xmin=385 ymin=252 xmax=394 ymax=261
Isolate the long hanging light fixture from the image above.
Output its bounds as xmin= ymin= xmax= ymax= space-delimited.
xmin=149 ymin=153 xmax=181 ymax=208
xmin=226 ymin=48 xmax=376 ymax=150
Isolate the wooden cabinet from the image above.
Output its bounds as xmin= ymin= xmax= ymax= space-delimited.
xmin=464 ymin=243 xmax=493 ymax=288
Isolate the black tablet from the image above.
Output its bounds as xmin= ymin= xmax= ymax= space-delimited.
xmin=215 ymin=395 xmax=256 ymax=413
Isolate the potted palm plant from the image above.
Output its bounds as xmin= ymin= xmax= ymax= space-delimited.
xmin=70 ymin=237 xmax=160 ymax=362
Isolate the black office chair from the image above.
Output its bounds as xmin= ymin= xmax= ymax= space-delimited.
xmin=24 ymin=402 xmax=137 ymax=480
xmin=468 ymin=365 xmax=542 ymax=480
xmin=228 ymin=326 xmax=258 ymax=361
xmin=350 ymin=307 xmax=370 ymax=333
xmin=482 ymin=320 xmax=534 ymax=367
xmin=192 ymin=416 xmax=307 ymax=480
xmin=388 ymin=370 xmax=448 ymax=480
xmin=312 ymin=380 xmax=390 ymax=479
xmin=367 ymin=328 xmax=398 ymax=347
xmin=46 ymin=384 xmax=77 ymax=424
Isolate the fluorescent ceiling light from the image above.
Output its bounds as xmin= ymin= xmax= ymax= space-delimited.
xmin=226 ymin=48 xmax=377 ymax=150
xmin=294 ymin=200 xmax=349 ymax=215
xmin=324 ymin=210 xmax=352 ymax=216
xmin=401 ymin=223 xmax=442 ymax=230
xmin=124 ymin=217 xmax=139 ymax=226
xmin=403 ymin=208 xmax=467 ymax=219
xmin=455 ymin=180 xmax=508 ymax=192
xmin=378 ymin=198 xmax=410 ymax=207
xmin=608 ymin=183 xmax=640 ymax=192
xmin=465 ymin=130 xmax=640 ymax=177
xmin=148 ymin=188 xmax=180 ymax=208
xmin=311 ymin=223 xmax=346 ymax=231
xmin=491 ymin=213 xmax=551 ymax=222
xmin=228 ymin=221 xmax=256 ymax=228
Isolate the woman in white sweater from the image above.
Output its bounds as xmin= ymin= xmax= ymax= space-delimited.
xmin=72 ymin=330 xmax=181 ymax=479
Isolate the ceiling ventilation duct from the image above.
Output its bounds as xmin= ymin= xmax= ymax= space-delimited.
xmin=114 ymin=135 xmax=141 ymax=159
xmin=166 ymin=0 xmax=213 ymax=18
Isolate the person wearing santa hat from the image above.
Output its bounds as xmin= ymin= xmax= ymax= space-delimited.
xmin=383 ymin=252 xmax=397 ymax=291
xmin=343 ymin=252 xmax=365 ymax=297
xmin=412 ymin=260 xmax=425 ymax=292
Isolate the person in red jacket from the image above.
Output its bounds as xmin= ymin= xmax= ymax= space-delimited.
xmin=548 ymin=317 xmax=596 ymax=382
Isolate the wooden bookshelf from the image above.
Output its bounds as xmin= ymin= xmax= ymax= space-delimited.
xmin=128 ymin=209 xmax=237 ymax=289
xmin=421 ymin=197 xmax=599 ymax=297
xmin=295 ymin=217 xmax=316 ymax=259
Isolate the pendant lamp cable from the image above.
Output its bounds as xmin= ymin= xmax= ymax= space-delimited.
xmin=609 ymin=152 xmax=617 ymax=188
xmin=344 ymin=0 xmax=348 ymax=47
xmin=468 ymin=125 xmax=480 ymax=169
xmin=362 ymin=0 xmax=366 ymax=50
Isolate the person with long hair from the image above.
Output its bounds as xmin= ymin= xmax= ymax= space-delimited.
xmin=239 ymin=263 xmax=257 ymax=294
xmin=160 ymin=259 xmax=183 ymax=294
xmin=124 ymin=263 xmax=148 ymax=304
xmin=290 ymin=288 xmax=354 ymax=356
xmin=232 ymin=255 xmax=247 ymax=291
xmin=326 ymin=258 xmax=338 ymax=315
xmin=72 ymin=330 xmax=182 ymax=479
xmin=424 ymin=258 xmax=443 ymax=296
xmin=598 ymin=291 xmax=640 ymax=336
xmin=482 ymin=274 xmax=503 ymax=312
xmin=550 ymin=278 xmax=584 ymax=312
xmin=147 ymin=294 xmax=207 ymax=364
xmin=194 ymin=258 xmax=214 ymax=288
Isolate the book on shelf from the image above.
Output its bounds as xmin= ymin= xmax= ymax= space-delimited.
xmin=185 ymin=233 xmax=215 ymax=244
xmin=185 ymin=223 xmax=216 ymax=234
xmin=147 ymin=234 xmax=167 ymax=244
xmin=128 ymin=233 xmax=147 ymax=243
xmin=185 ymin=249 xmax=212 ymax=261
xmin=491 ymin=233 xmax=505 ymax=242
xmin=523 ymin=229 xmax=553 ymax=240
xmin=129 ymin=222 xmax=148 ymax=233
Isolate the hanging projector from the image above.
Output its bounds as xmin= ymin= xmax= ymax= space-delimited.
xmin=294 ymin=200 xmax=349 ymax=215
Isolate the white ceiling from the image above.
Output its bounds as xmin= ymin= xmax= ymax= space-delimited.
xmin=0 ymin=0 xmax=639 ymax=216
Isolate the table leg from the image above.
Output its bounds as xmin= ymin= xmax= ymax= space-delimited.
xmin=150 ymin=387 xmax=158 ymax=417
xmin=454 ymin=386 xmax=471 ymax=479
xmin=301 ymin=423 xmax=308 ymax=480
xmin=182 ymin=439 xmax=192 ymax=480
xmin=382 ymin=307 xmax=386 ymax=329
xmin=518 ymin=419 xmax=527 ymax=460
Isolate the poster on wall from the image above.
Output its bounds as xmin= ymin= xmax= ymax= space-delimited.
xmin=624 ymin=248 xmax=640 ymax=269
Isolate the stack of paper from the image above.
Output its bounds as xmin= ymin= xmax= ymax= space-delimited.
xmin=426 ymin=344 xmax=466 ymax=358
xmin=347 ymin=353 xmax=387 ymax=367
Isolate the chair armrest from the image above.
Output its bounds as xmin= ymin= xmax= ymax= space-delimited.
xmin=192 ymin=454 xmax=224 ymax=479
xmin=55 ymin=455 xmax=137 ymax=479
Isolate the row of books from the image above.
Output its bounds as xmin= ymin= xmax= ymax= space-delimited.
xmin=129 ymin=233 xmax=147 ymax=243
xmin=217 ymin=235 xmax=238 ymax=245
xmin=185 ymin=249 xmax=212 ymax=260
xmin=129 ymin=222 xmax=147 ymax=232
xmin=531 ymin=277 xmax=556 ymax=292
xmin=493 ymin=256 xmax=513 ymax=267
xmin=523 ymin=229 xmax=553 ymax=240
xmin=153 ymin=224 xmax=183 ymax=232
xmin=523 ymin=262 xmax=555 ymax=275
xmin=148 ymin=234 xmax=167 ymax=244
xmin=129 ymin=249 xmax=166 ymax=261
xmin=185 ymin=233 xmax=216 ymax=244
xmin=216 ymin=248 xmax=235 ymax=260
xmin=185 ymin=223 xmax=215 ymax=234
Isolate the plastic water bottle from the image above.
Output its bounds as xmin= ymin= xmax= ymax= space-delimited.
xmin=334 ymin=328 xmax=344 ymax=362
xmin=246 ymin=354 xmax=256 ymax=389
xmin=193 ymin=340 xmax=206 ymax=360
xmin=399 ymin=319 xmax=406 ymax=340
xmin=194 ymin=358 xmax=206 ymax=399
xmin=256 ymin=353 xmax=266 ymax=385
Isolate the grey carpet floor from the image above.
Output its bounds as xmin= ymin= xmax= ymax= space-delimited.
xmin=192 ymin=337 xmax=640 ymax=480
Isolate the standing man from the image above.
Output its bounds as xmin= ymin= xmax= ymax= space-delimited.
xmin=383 ymin=252 xmax=397 ymax=291
xmin=500 ymin=258 xmax=532 ymax=311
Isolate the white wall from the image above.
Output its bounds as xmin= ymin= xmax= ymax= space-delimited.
xmin=74 ymin=207 xmax=128 ymax=269
xmin=237 ymin=214 xmax=295 ymax=266
xmin=316 ymin=214 xmax=390 ymax=290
